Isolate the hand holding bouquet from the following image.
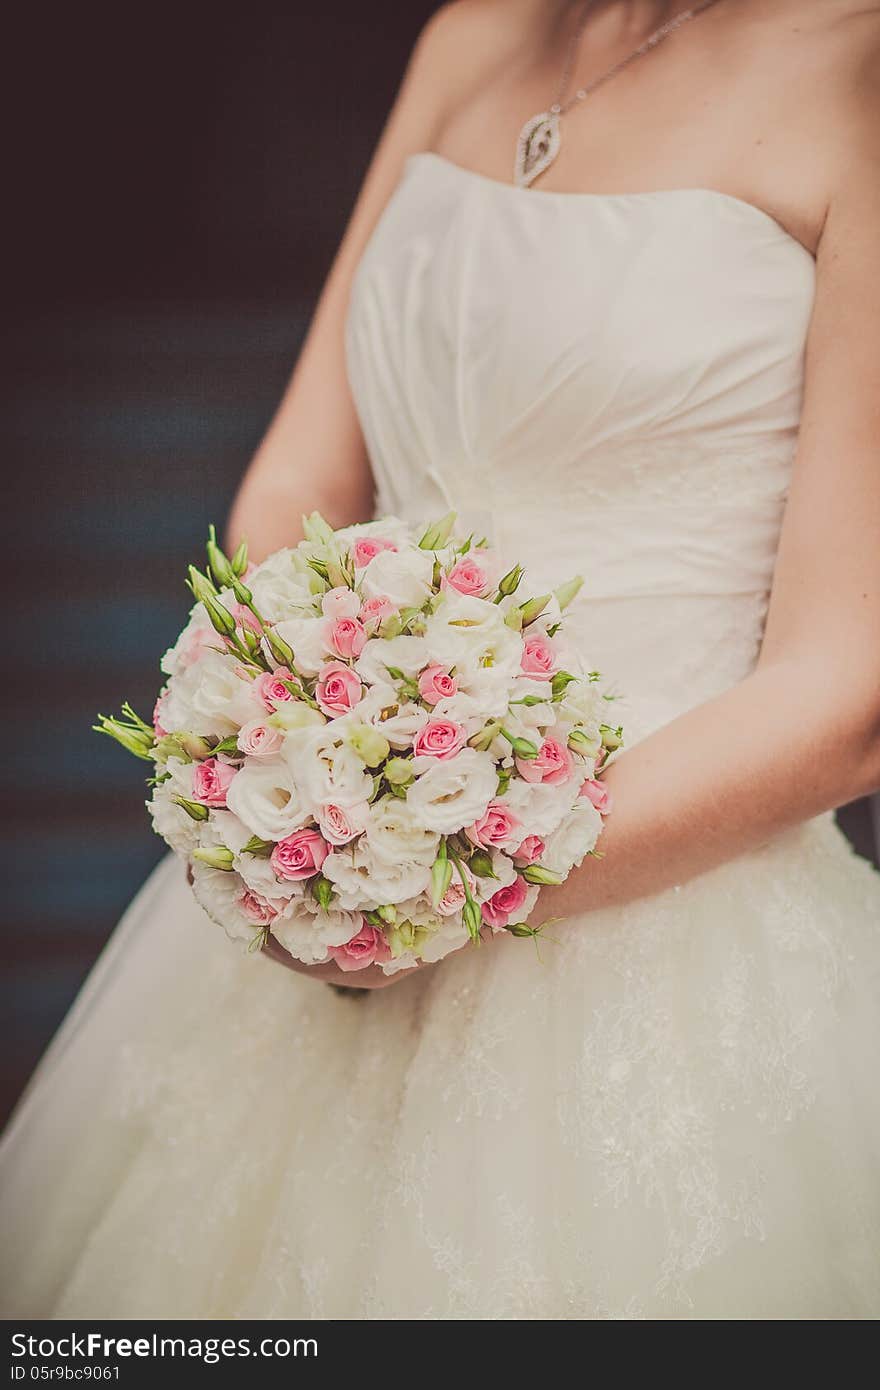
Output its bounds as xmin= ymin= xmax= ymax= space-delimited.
xmin=97 ymin=513 xmax=620 ymax=975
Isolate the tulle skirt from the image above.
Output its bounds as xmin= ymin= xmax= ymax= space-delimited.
xmin=1 ymin=813 xmax=879 ymax=1320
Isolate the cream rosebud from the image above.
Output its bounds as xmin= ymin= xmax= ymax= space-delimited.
xmin=346 ymin=723 xmax=391 ymax=767
xmin=601 ymin=724 xmax=624 ymax=751
xmin=301 ymin=511 xmax=335 ymax=545
xmin=418 ymin=511 xmax=457 ymax=550
xmin=191 ymin=845 xmax=235 ymax=870
xmin=521 ymin=864 xmax=564 ymax=886
xmin=518 ymin=594 xmax=551 ymax=626
xmin=554 ymin=574 xmax=584 ymax=610
xmin=384 ymin=756 xmax=414 ymax=787
xmin=567 ymin=727 xmax=599 ymax=757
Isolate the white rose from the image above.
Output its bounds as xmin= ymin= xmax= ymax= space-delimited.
xmin=147 ymin=757 xmax=202 ymax=854
xmin=360 ymin=546 xmax=435 ymax=608
xmin=248 ymin=549 xmax=316 ymax=622
xmin=364 ymin=796 xmax=440 ymax=867
xmin=543 ymin=798 xmax=603 ymax=875
xmin=287 ymin=725 xmax=374 ymax=809
xmin=335 ymin=515 xmax=414 ymax=550
xmin=269 ymin=615 xmax=332 ymax=677
xmin=322 ymin=842 xmax=431 ymax=909
xmin=502 ymin=775 xmax=577 ymax=837
xmin=161 ymin=649 xmax=263 ymax=737
xmin=406 ymin=748 xmax=497 ymax=834
xmin=423 ymin=593 xmax=523 ymax=676
xmin=225 ymin=757 xmax=310 ymax=841
xmin=270 ymin=899 xmax=362 ymax=966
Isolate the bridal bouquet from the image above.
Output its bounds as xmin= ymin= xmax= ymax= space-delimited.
xmin=96 ymin=514 xmax=620 ymax=974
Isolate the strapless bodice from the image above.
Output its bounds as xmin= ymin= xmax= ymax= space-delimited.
xmin=344 ymin=153 xmax=816 ymax=738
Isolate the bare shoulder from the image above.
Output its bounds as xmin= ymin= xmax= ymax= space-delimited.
xmin=408 ymin=0 xmax=543 ymax=117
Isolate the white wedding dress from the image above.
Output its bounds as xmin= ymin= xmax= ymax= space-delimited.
xmin=2 ymin=152 xmax=879 ymax=1320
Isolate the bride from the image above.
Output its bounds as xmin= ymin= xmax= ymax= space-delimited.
xmin=2 ymin=0 xmax=880 ymax=1319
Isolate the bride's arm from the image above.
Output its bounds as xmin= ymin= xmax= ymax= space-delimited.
xmin=225 ymin=2 xmax=515 ymax=561
xmin=549 ymin=111 xmax=880 ymax=920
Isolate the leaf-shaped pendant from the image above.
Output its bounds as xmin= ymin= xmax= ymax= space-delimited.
xmin=514 ymin=110 xmax=561 ymax=188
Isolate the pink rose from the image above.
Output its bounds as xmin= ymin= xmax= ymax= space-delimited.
xmin=325 ymin=615 xmax=366 ymax=660
xmin=513 ymin=833 xmax=546 ymax=865
xmin=153 ymin=694 xmax=169 ymax=738
xmin=520 ymin=634 xmax=557 ymax=680
xmin=466 ymin=799 xmax=524 ymax=851
xmin=437 ymin=863 xmax=476 ymax=917
xmin=481 ymin=875 xmax=529 ymax=931
xmin=418 ymin=664 xmax=459 ymax=706
xmin=516 ymin=736 xmax=573 ymax=785
xmin=359 ymin=594 xmax=396 ymax=629
xmin=192 ymin=757 xmax=237 ymax=808
xmin=231 ymin=603 xmax=262 ymax=635
xmin=256 ymin=667 xmax=294 ymax=712
xmin=238 ymin=889 xmax=279 ymax=925
xmin=328 ymin=918 xmax=393 ymax=972
xmin=321 ymin=586 xmax=361 ymax=621
xmin=442 ymin=555 xmax=491 ymax=597
xmin=271 ymin=829 xmax=330 ymax=881
xmin=412 ymin=719 xmax=467 ymax=761
xmin=353 ymin=536 xmax=398 ymax=568
xmin=236 ymin=720 xmax=284 ymax=759
xmin=316 ymin=801 xmax=369 ymax=846
xmin=580 ymin=777 xmax=613 ymax=814
xmin=316 ymin=661 xmax=363 ymax=717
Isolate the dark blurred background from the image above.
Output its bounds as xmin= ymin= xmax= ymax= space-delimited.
xmin=2 ymin=2 xmax=877 ymax=1123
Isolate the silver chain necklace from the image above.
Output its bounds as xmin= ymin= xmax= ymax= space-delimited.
xmin=515 ymin=0 xmax=724 ymax=188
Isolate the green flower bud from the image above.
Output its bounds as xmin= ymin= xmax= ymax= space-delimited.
xmin=554 ymin=574 xmax=584 ymax=610
xmin=504 ymin=605 xmax=524 ymax=631
xmin=467 ymin=849 xmax=498 ymax=879
xmin=187 ymin=565 xmax=218 ymax=605
xmin=263 ymin=627 xmax=295 ymax=667
xmin=550 ymin=670 xmax=578 ymax=698
xmin=178 ymin=732 xmax=215 ymax=761
xmin=191 ymin=846 xmax=235 ymax=871
xmin=600 ymin=724 xmax=624 ymax=751
xmin=241 ymin=834 xmax=273 ymax=857
xmin=267 ymin=703 xmax=325 ymax=731
xmin=497 ymin=563 xmax=525 ymax=597
xmin=206 ymin=525 xmax=236 ymax=588
xmin=347 ymin=724 xmax=390 ymax=767
xmin=430 ymin=852 xmax=454 ymax=907
xmin=468 ymin=719 xmax=502 ymax=753
xmin=230 ymin=539 xmax=249 ymax=576
xmin=501 ymin=727 xmax=538 ymax=760
xmin=496 ymin=766 xmax=512 ymax=796
xmin=384 ymin=756 xmax=414 ymax=787
xmin=418 ymin=511 xmax=457 ymax=550
xmin=171 ymin=795 xmax=210 ymax=822
xmin=504 ymin=922 xmax=540 ymax=938
xmin=311 ymin=875 xmax=334 ymax=909
xmin=377 ymin=904 xmax=397 ymax=925
xmin=518 ymin=593 xmax=551 ymax=626
xmin=521 ymin=864 xmax=564 ymax=886
xmin=462 ymin=899 xmax=483 ymax=940
xmin=203 ymin=595 xmax=237 ymax=639
xmin=568 ymin=727 xmax=600 ymax=758
xmin=93 ymin=715 xmax=156 ymax=762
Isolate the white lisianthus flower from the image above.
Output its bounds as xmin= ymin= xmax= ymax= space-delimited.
xmin=190 ymin=862 xmax=256 ymax=944
xmin=206 ymin=810 xmax=299 ymax=900
xmin=416 ymin=917 xmax=470 ymax=965
xmin=270 ymin=899 xmax=363 ymax=966
xmin=160 ymin=649 xmax=263 ymax=738
xmin=355 ymin=635 xmax=428 ymax=685
xmin=288 ymin=725 xmax=374 ymax=809
xmin=406 ymin=747 xmax=497 ymax=834
xmin=359 ymin=546 xmax=435 ymax=608
xmin=225 ymin=757 xmax=310 ymax=841
xmin=160 ymin=601 xmax=216 ymax=678
xmin=502 ymin=776 xmax=577 ymax=837
xmin=542 ymin=798 xmax=603 ymax=875
xmin=354 ymin=680 xmax=429 ymax=749
xmin=147 ymin=757 xmax=203 ymax=854
xmin=322 ymin=842 xmax=432 ymax=909
xmin=334 ymin=515 xmax=414 ymax=550
xmin=268 ymin=615 xmax=332 ymax=677
xmin=247 ymin=548 xmax=316 ymax=621
xmin=364 ymin=795 xmax=440 ymax=867
xmin=508 ymin=676 xmax=556 ymax=731
xmin=423 ymin=592 xmax=523 ymax=676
